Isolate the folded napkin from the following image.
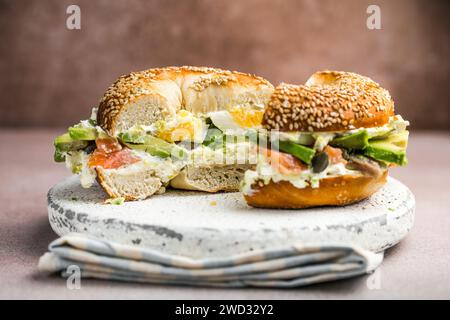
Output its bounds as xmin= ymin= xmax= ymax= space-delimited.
xmin=38 ymin=233 xmax=383 ymax=288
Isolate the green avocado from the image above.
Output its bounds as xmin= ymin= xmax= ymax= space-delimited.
xmin=278 ymin=140 xmax=316 ymax=164
xmin=378 ymin=131 xmax=409 ymax=148
xmin=118 ymin=131 xmax=146 ymax=144
xmin=330 ymin=130 xmax=369 ymax=150
xmin=122 ymin=135 xmax=186 ymax=160
xmin=54 ymin=133 xmax=89 ymax=162
xmin=53 ymin=148 xmax=66 ymax=162
xmin=54 ymin=133 xmax=88 ymax=151
xmin=68 ymin=126 xmax=97 ymax=141
xmin=202 ymin=128 xmax=224 ymax=149
xmin=363 ymin=144 xmax=407 ymax=165
xmin=368 ymin=129 xmax=395 ymax=140
xmin=363 ymin=132 xmax=409 ymax=166
xmin=54 ymin=132 xmax=73 ymax=148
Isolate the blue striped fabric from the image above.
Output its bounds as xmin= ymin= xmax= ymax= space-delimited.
xmin=38 ymin=233 xmax=383 ymax=288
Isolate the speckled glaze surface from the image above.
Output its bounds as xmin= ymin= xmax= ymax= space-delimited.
xmin=48 ymin=176 xmax=415 ymax=258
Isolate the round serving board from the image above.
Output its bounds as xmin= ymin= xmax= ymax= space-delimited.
xmin=48 ymin=176 xmax=415 ymax=258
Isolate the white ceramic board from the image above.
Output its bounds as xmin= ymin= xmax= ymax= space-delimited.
xmin=48 ymin=176 xmax=415 ymax=258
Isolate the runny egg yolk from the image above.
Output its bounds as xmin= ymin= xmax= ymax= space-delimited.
xmin=156 ymin=110 xmax=204 ymax=143
xmin=228 ymin=106 xmax=264 ymax=128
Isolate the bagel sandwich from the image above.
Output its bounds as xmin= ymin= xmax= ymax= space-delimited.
xmin=53 ymin=66 xmax=274 ymax=201
xmin=242 ymin=71 xmax=410 ymax=208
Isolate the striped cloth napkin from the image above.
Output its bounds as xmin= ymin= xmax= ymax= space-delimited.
xmin=38 ymin=233 xmax=383 ymax=288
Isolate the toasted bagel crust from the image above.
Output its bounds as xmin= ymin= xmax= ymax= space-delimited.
xmin=97 ymin=66 xmax=274 ymax=136
xmin=244 ymin=171 xmax=388 ymax=209
xmin=262 ymin=71 xmax=394 ymax=132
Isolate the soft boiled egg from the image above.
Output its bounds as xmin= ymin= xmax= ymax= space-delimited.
xmin=208 ymin=106 xmax=264 ymax=133
xmin=155 ymin=110 xmax=207 ymax=143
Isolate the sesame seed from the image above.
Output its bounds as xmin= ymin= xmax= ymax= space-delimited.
xmin=97 ymin=66 xmax=273 ymax=134
xmin=262 ymin=71 xmax=394 ymax=132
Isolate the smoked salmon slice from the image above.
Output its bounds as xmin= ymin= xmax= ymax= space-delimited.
xmin=89 ymin=138 xmax=140 ymax=169
xmin=259 ymin=147 xmax=307 ymax=175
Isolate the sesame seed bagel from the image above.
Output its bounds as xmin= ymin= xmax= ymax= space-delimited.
xmin=262 ymin=71 xmax=394 ymax=132
xmin=97 ymin=66 xmax=274 ymax=136
xmin=244 ymin=171 xmax=388 ymax=209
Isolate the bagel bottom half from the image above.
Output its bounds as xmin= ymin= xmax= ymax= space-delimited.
xmin=170 ymin=164 xmax=253 ymax=193
xmin=96 ymin=167 xmax=164 ymax=201
xmin=95 ymin=163 xmax=253 ymax=200
xmin=244 ymin=171 xmax=388 ymax=209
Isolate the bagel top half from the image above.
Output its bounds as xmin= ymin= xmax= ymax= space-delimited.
xmin=97 ymin=66 xmax=274 ymax=136
xmin=262 ymin=71 xmax=395 ymax=132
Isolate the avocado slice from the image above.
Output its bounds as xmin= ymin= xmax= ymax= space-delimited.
xmin=364 ymin=144 xmax=407 ymax=166
xmin=330 ymin=130 xmax=369 ymax=150
xmin=124 ymin=141 xmax=171 ymax=158
xmin=203 ymin=128 xmax=224 ymax=149
xmin=54 ymin=133 xmax=89 ymax=162
xmin=118 ymin=131 xmax=146 ymax=144
xmin=376 ymin=131 xmax=409 ymax=148
xmin=368 ymin=128 xmax=395 ymax=140
xmin=123 ymin=135 xmax=187 ymax=160
xmin=53 ymin=148 xmax=66 ymax=162
xmin=54 ymin=132 xmax=73 ymax=149
xmin=363 ymin=132 xmax=408 ymax=166
xmin=278 ymin=140 xmax=316 ymax=164
xmin=54 ymin=133 xmax=89 ymax=152
xmin=364 ymin=131 xmax=408 ymax=165
xmin=68 ymin=126 xmax=97 ymax=141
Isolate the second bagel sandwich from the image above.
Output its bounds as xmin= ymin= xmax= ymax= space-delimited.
xmin=242 ymin=71 xmax=409 ymax=208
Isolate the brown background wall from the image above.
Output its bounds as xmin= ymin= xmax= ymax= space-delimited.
xmin=0 ymin=0 xmax=448 ymax=130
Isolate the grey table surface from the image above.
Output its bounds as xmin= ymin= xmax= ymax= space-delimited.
xmin=1 ymin=129 xmax=449 ymax=300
